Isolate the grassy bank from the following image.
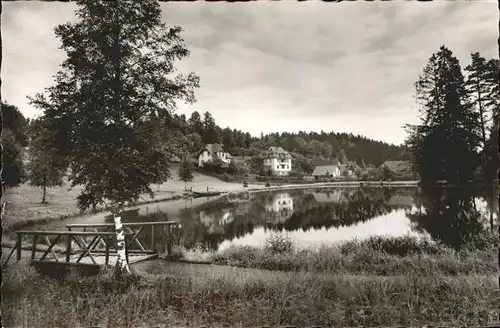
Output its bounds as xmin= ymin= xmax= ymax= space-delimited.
xmin=3 ymin=233 xmax=499 ymax=327
xmin=2 ymin=165 xmax=260 ymax=232
xmin=209 ymin=235 xmax=499 ymax=276
xmin=2 ymin=261 xmax=499 ymax=328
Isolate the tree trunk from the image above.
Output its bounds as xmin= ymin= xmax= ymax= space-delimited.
xmin=110 ymin=13 xmax=130 ymax=279
xmin=476 ymin=80 xmax=488 ymax=182
xmin=42 ymin=176 xmax=47 ymax=203
xmin=113 ymin=211 xmax=131 ymax=278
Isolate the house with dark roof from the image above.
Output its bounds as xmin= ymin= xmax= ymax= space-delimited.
xmin=311 ymin=165 xmax=341 ymax=179
xmin=261 ymin=146 xmax=292 ymax=176
xmin=381 ymin=160 xmax=413 ymax=179
xmin=315 ymin=158 xmax=340 ymax=166
xmin=197 ymin=143 xmax=233 ymax=167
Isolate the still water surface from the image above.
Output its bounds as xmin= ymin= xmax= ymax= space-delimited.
xmin=31 ymin=187 xmax=498 ymax=251
xmin=30 ymin=185 xmax=499 ymax=251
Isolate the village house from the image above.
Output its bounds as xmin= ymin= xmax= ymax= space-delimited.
xmin=311 ymin=165 xmax=341 ymax=180
xmin=262 ymin=146 xmax=292 ymax=176
xmin=197 ymin=143 xmax=233 ymax=167
xmin=339 ymin=163 xmax=358 ymax=178
xmin=380 ymin=160 xmax=414 ymax=179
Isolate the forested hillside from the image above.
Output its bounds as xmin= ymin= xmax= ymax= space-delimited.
xmin=165 ymin=110 xmax=408 ymax=168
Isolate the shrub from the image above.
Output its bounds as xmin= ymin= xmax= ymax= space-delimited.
xmin=265 ymin=182 xmax=271 ymax=187
xmin=243 ymin=181 xmax=248 ymax=187
xmin=264 ymin=233 xmax=294 ymax=254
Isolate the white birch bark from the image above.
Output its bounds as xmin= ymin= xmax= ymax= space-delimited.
xmin=113 ymin=213 xmax=131 ymax=276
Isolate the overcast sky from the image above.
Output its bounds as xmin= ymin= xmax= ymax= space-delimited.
xmin=2 ymin=1 xmax=498 ymax=145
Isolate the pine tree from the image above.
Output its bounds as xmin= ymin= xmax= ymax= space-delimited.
xmin=339 ymin=149 xmax=348 ymax=165
xmin=405 ymin=46 xmax=481 ymax=185
xmin=484 ymin=58 xmax=500 ymax=181
xmin=202 ymin=111 xmax=220 ymax=144
xmin=465 ymin=52 xmax=493 ymax=180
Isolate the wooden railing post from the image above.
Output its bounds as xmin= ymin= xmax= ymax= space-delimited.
xmin=66 ymin=235 xmax=72 ymax=262
xmin=16 ymin=233 xmax=22 ymax=261
xmin=125 ymin=236 xmax=130 ymax=264
xmin=151 ymin=224 xmax=156 ymax=253
xmin=31 ymin=235 xmax=38 ymax=260
xmin=166 ymin=225 xmax=172 ymax=256
xmin=105 ymin=237 xmax=110 ymax=266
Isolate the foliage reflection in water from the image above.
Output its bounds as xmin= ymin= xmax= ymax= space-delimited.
xmin=118 ymin=186 xmax=498 ymax=252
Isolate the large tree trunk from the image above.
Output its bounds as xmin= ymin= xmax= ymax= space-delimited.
xmin=113 ymin=210 xmax=131 ymax=278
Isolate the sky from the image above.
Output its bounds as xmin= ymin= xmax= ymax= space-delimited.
xmin=1 ymin=1 xmax=498 ymax=146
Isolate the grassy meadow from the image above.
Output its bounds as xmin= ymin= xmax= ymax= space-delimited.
xmin=2 ymin=164 xmax=259 ymax=232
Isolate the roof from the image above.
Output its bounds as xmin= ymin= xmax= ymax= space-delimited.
xmin=261 ymin=146 xmax=292 ymax=159
xmin=199 ymin=143 xmax=225 ymax=156
xmin=269 ymin=146 xmax=285 ymax=152
xmin=208 ymin=143 xmax=224 ymax=153
xmin=382 ymin=161 xmax=412 ymax=173
xmin=315 ymin=158 xmax=339 ymax=166
xmin=312 ymin=165 xmax=340 ymax=176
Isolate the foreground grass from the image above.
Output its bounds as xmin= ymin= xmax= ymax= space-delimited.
xmin=209 ymin=235 xmax=499 ymax=276
xmin=2 ymin=261 xmax=499 ymax=328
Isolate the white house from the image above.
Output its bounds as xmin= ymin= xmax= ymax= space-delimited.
xmin=198 ymin=143 xmax=233 ymax=167
xmin=311 ymin=165 xmax=341 ymax=180
xmin=262 ymin=146 xmax=292 ymax=176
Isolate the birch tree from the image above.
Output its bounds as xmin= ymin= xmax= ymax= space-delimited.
xmin=29 ymin=0 xmax=199 ymax=277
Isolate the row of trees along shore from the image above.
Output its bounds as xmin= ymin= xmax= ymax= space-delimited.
xmin=0 ymin=1 xmax=498 ymax=276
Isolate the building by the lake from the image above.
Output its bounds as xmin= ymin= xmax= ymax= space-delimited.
xmin=261 ymin=146 xmax=292 ymax=176
xmin=197 ymin=143 xmax=233 ymax=167
xmin=312 ymin=165 xmax=341 ymax=180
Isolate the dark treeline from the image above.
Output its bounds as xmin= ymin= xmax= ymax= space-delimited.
xmin=405 ymin=47 xmax=499 ymax=186
xmin=166 ymin=110 xmax=408 ymax=169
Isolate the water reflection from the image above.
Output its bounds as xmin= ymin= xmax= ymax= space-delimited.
xmin=406 ymin=186 xmax=497 ymax=250
xmin=43 ymin=185 xmax=495 ymax=252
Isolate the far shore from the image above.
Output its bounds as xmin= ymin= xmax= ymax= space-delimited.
xmin=2 ymin=166 xmax=419 ymax=234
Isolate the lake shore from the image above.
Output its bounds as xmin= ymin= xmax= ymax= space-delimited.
xmin=204 ymin=234 xmax=499 ymax=276
xmin=244 ymin=179 xmax=420 ymax=193
xmin=2 ymin=164 xmax=419 ymax=233
xmin=1 ymin=166 xmax=262 ymax=233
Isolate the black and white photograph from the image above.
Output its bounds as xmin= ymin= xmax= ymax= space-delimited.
xmin=1 ymin=0 xmax=499 ymax=327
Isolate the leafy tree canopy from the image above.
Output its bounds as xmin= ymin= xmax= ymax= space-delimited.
xmin=29 ymin=0 xmax=199 ymax=210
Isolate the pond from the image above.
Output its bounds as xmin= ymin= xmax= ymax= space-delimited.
xmin=112 ymin=185 xmax=499 ymax=251
xmin=24 ymin=185 xmax=499 ymax=252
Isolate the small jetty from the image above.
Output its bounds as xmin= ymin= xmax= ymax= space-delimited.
xmin=2 ymin=221 xmax=180 ymax=274
xmin=192 ymin=191 xmax=222 ymax=198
